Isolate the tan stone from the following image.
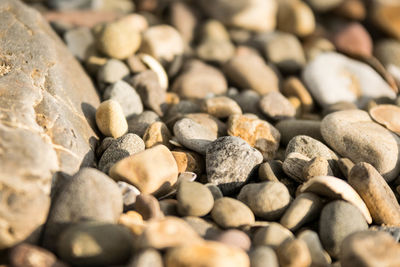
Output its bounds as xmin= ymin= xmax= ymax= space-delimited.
xmin=95 ymin=100 xmax=128 ymax=138
xmin=277 ymin=239 xmax=312 ymax=267
xmin=202 ymin=96 xmax=242 ymax=119
xmin=278 ymin=0 xmax=315 ymax=37
xmin=185 ymin=113 xmax=226 ymax=137
xmin=283 ymin=77 xmax=314 ymax=113
xmin=172 ymin=150 xmax=204 ymax=175
xmin=109 ymin=145 xmax=178 ymax=195
xmin=142 ymin=121 xmax=172 ymax=148
xmin=369 ymin=104 xmax=400 ymax=135
xmin=372 ymin=3 xmax=400 ymax=40
xmin=118 ymin=211 xmax=146 ymax=236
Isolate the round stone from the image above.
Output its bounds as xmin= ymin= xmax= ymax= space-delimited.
xmin=95 ymin=100 xmax=128 ymax=138
xmin=249 ymin=246 xmax=279 ymax=267
xmin=211 ymin=197 xmax=255 ymax=228
xmin=253 ymin=223 xmax=294 ymax=249
xmin=277 ymin=239 xmax=312 ymax=267
xmin=177 ymin=181 xmax=214 ymax=217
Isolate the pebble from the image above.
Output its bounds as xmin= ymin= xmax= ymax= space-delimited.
xmin=185 ymin=113 xmax=227 ymax=137
xmin=96 ymin=19 xmax=141 ymax=59
xmin=205 ymin=183 xmax=224 ymax=200
xmin=227 ymin=114 xmax=281 ymax=160
xmin=128 ymin=249 xmax=163 ymax=267
xmin=43 ymin=168 xmax=123 ymax=250
xmin=319 ymin=200 xmax=368 ymax=258
xmin=302 ymin=157 xmax=334 ymax=180
xmin=109 ymin=145 xmax=178 ymax=195
xmin=135 ymin=217 xmax=201 ymax=249
xmin=177 ymin=181 xmax=214 ymax=217
xmin=323 ymin=101 xmax=358 ymax=116
xmin=118 ymin=181 xmax=141 ymax=208
xmin=298 ymin=230 xmax=331 ymax=267
xmin=299 ymin=176 xmax=372 ymax=223
xmin=369 ymin=104 xmax=400 ymax=135
xmin=223 ymin=49 xmax=279 ymax=95
xmin=259 ymin=91 xmax=296 ymax=120
xmin=277 ymin=239 xmax=312 ymax=267
xmin=57 ymin=222 xmax=134 ymax=266
xmin=282 ymin=77 xmax=314 ymax=113
xmin=249 ymin=246 xmax=279 ymax=267
xmin=275 ymin=120 xmax=323 ymax=145
xmin=321 ymin=109 xmax=400 ymax=182
xmin=130 ymin=70 xmax=166 ymax=116
xmin=138 ymin=53 xmax=169 ymax=90
xmin=278 ymin=0 xmax=315 ymax=37
xmin=164 ymin=100 xmax=202 ymax=127
xmin=183 ymin=216 xmax=221 ymax=239
xmin=140 ymin=25 xmax=184 ymax=63
xmin=230 ymin=90 xmax=263 ymax=116
xmin=258 ymin=160 xmax=282 ymax=182
xmin=202 ymin=96 xmax=242 ymax=119
xmin=349 ymin=162 xmax=400 ymax=226
xmin=303 ymin=37 xmax=336 ymax=61
xmin=206 ymin=136 xmax=263 ymax=195
xmin=333 ymin=0 xmax=366 ymax=20
xmin=96 ymin=100 xmax=128 ymax=138
xmin=340 ymin=231 xmax=400 ymax=267
xmin=159 ymin=199 xmax=179 ymax=217
xmin=172 ymin=60 xmax=228 ymax=99
xmin=127 ymin=111 xmax=160 ymax=137
xmin=302 ymin=52 xmax=396 ymax=107
xmin=211 ymin=197 xmax=255 ymax=228
xmin=211 ymin=229 xmax=251 ymax=251
xmin=142 ymin=121 xmax=172 ymax=148
xmin=280 ymin=192 xmax=323 ymax=231
xmin=10 ymin=243 xmax=67 ymax=267
xmin=332 ymin=22 xmax=372 ymax=57
xmin=173 ymin=118 xmax=217 ymax=155
xmin=172 ymin=149 xmax=204 ymax=175
xmin=169 ymin=1 xmax=197 ymax=44
xmin=64 ymin=26 xmax=94 ymax=61
xmin=372 ymin=3 xmax=400 ymax=40
xmin=374 ymin=39 xmax=400 ymax=68
xmin=165 ymin=241 xmax=250 ymax=267
xmin=282 ymin=152 xmax=312 ymax=183
xmin=253 ymin=223 xmax=294 ymax=249
xmin=133 ymin=194 xmax=163 ymax=220
xmin=97 ymin=59 xmax=130 ymax=85
xmin=370 ymin=226 xmax=400 ymax=242
xmin=98 ymin=133 xmax=145 ymax=173
xmin=305 ymin=0 xmax=344 ymax=12
xmin=238 ymin=182 xmax=291 ymax=221
xmin=338 ymin=158 xmax=355 ymax=179
xmin=103 ymin=80 xmax=143 ymax=117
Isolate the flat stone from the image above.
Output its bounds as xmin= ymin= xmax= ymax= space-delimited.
xmin=259 ymin=91 xmax=296 ymax=120
xmin=280 ymin=193 xmax=323 ymax=231
xmin=128 ymin=248 xmax=163 ymax=267
xmin=211 ymin=197 xmax=255 ymax=228
xmin=10 ymin=243 xmax=67 ymax=267
xmin=321 ymin=109 xmax=400 ymax=182
xmin=278 ymin=0 xmax=315 ymax=37
xmin=249 ymin=246 xmax=279 ymax=267
xmin=275 ymin=120 xmax=323 ymax=145
xmin=298 ymin=230 xmax=331 ymax=267
xmin=96 ymin=100 xmax=128 ymax=138
xmin=177 ymin=181 xmax=214 ymax=217
xmin=185 ymin=113 xmax=227 ymax=137
xmin=174 ymin=118 xmax=217 ymax=155
xmin=165 ymin=241 xmax=250 ymax=267
xmin=369 ymin=104 xmax=400 ymax=135
xmin=202 ymin=96 xmax=242 ymax=119
xmin=302 ymin=52 xmax=396 ymax=108
xmin=98 ymin=133 xmax=145 ymax=173
xmin=127 ymin=111 xmax=160 ymax=137
xmin=319 ymin=200 xmax=368 ymax=258
xmin=109 ymin=145 xmax=178 ymax=195
xmin=206 ymin=136 xmax=263 ymax=195
xmin=238 ymin=182 xmax=291 ymax=221
xmin=103 ymin=80 xmax=143 ymax=117
xmin=142 ymin=121 xmax=172 ymax=149
xmin=253 ymin=223 xmax=294 ymax=249
xmin=0 ymin=0 xmax=100 ymax=248
xmin=349 ymin=162 xmax=400 ymax=226
xmin=43 ymin=168 xmax=123 ymax=250
xmin=277 ymin=239 xmax=312 ymax=267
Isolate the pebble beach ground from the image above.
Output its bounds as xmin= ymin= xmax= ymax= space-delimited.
xmin=3 ymin=0 xmax=400 ymax=266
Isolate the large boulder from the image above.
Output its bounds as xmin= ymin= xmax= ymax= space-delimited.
xmin=0 ymin=0 xmax=100 ymax=248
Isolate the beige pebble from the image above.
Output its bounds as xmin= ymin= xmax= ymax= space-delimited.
xmin=283 ymin=77 xmax=314 ymax=113
xmin=172 ymin=150 xmax=204 ymax=175
xmin=142 ymin=121 xmax=171 ymax=149
xmin=202 ymin=96 xmax=242 ymax=119
xmin=277 ymin=239 xmax=312 ymax=267
xmin=283 ymin=152 xmax=311 ymax=183
xmin=369 ymin=104 xmax=400 ymax=135
xmin=253 ymin=223 xmax=294 ymax=249
xmin=259 ymin=91 xmax=296 ymax=120
xmin=278 ymin=0 xmax=315 ymax=37
xmin=96 ymin=100 xmax=128 ymax=138
xmin=211 ymin=197 xmax=255 ymax=228
xmin=302 ymin=157 xmax=334 ymax=181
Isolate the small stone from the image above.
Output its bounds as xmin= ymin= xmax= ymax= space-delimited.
xmin=278 ymin=0 xmax=315 ymax=37
xmin=135 ymin=217 xmax=201 ymax=249
xmin=127 ymin=111 xmax=160 ymax=137
xmin=374 ymin=39 xmax=400 ymax=69
xmin=275 ymin=120 xmax=323 ymax=145
xmin=172 ymin=60 xmax=228 ymax=99
xmin=173 ymin=118 xmax=217 ymax=155
xmin=323 ymin=101 xmax=358 ymax=116
xmin=164 ymin=100 xmax=202 ymax=127
xmin=349 ymin=162 xmax=400 ymax=226
xmin=321 ymin=110 xmax=400 ymax=182
xmin=253 ymin=223 xmax=294 ymax=249
xmin=159 ymin=199 xmax=179 ymax=217
xmin=280 ymin=193 xmax=323 ymax=231
xmin=282 ymin=77 xmax=314 ymax=113
xmin=298 ymin=230 xmax=331 ymax=267
xmin=184 ymin=113 xmax=227 ymax=137
xmin=372 ymin=3 xmax=400 ymax=40
xmin=57 ymin=222 xmax=134 ymax=266
xmin=224 ymin=49 xmax=279 ymax=95
xmin=118 ymin=210 xmax=146 ymax=236
xmin=259 ymin=91 xmax=296 ymax=120
xmin=127 ymin=54 xmax=148 ymax=73
xmin=64 ymin=26 xmax=94 ymax=61
xmin=369 ymin=104 xmax=400 ymax=135
xmin=177 ymin=181 xmax=214 ymax=217
xmin=338 ymin=158 xmax=355 ymax=179
xmin=96 ymin=18 xmax=141 ymax=59
xmin=97 ymin=59 xmax=130 ymax=85
xmin=258 ymin=160 xmax=282 ymax=182
xmin=205 ymin=183 xmax=224 ymax=200
xmin=333 ymin=0 xmax=366 ymax=20
xmin=96 ymin=137 xmax=115 ymax=158
xmin=169 ymin=1 xmax=197 ymax=44
xmin=128 ymin=249 xmax=163 ymax=267
xmin=340 ymin=231 xmax=400 ymax=267
xmin=319 ymin=200 xmax=368 ymax=258
xmin=303 ymin=37 xmax=336 ymax=61
xmin=103 ymin=80 xmax=143 ymax=117
xmin=109 ymin=145 xmax=178 ymax=196
xmin=130 ymin=70 xmax=166 ymax=116
xmin=134 ymin=194 xmax=163 ymax=221
xmin=183 ymin=216 xmax=221 ymax=239
xmin=283 ymin=152 xmax=312 ymax=183
xmin=140 ymin=25 xmax=184 ymax=63
xmin=202 ymin=96 xmax=242 ymax=119
xmin=370 ymin=226 xmax=400 ymax=242
xmin=118 ymin=181 xmax=141 ymax=208
xmin=305 ymin=0 xmax=344 ymax=12
xmin=10 ymin=243 xmax=67 ymax=267
xmin=249 ymin=246 xmax=279 ymax=267
xmin=165 ymin=241 xmax=250 ymax=267
xmin=238 ymin=182 xmax=291 ymax=221
xmin=138 ymin=53 xmax=169 ymax=90
xmin=96 ymin=100 xmax=128 ymax=138
xmin=99 ymin=133 xmax=145 ymax=173
xmin=227 ymin=114 xmax=280 ymax=160
xmin=302 ymin=157 xmax=334 ymax=180
xmin=299 ymin=176 xmax=372 ymax=223
xmin=206 ymin=136 xmax=263 ymax=195
xmin=211 ymin=229 xmax=251 ymax=251
xmin=332 ymin=22 xmax=372 ymax=57
xmin=211 ymin=197 xmax=255 ymax=228
xmin=230 ymin=90 xmax=263 ymax=116
xmin=172 ymin=150 xmax=204 ymax=175
xmin=277 ymin=239 xmax=312 ymax=267
xmin=142 ymin=121 xmax=172 ymax=148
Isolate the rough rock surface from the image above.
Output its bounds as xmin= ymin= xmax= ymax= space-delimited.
xmin=0 ymin=0 xmax=100 ymax=249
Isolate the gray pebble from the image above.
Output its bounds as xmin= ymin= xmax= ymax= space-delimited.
xmin=177 ymin=181 xmax=214 ymax=217
xmin=275 ymin=119 xmax=323 ymax=145
xmin=253 ymin=223 xmax=294 ymax=249
xmin=258 ymin=160 xmax=283 ymax=182
xmin=205 ymin=183 xmax=224 ymax=200
xmin=97 ymin=59 xmax=130 ymax=85
xmin=128 ymin=249 xmax=163 ymax=267
xmin=127 ymin=111 xmax=160 ymax=137
xmin=183 ymin=216 xmax=222 ymax=239
xmin=249 ymin=246 xmax=279 ymax=267
xmin=259 ymin=91 xmax=296 ymax=120
xmin=64 ymin=27 xmax=94 ymax=61
xmin=134 ymin=194 xmax=163 ymax=221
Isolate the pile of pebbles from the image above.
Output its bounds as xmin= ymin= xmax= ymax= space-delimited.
xmin=12 ymin=0 xmax=400 ymax=266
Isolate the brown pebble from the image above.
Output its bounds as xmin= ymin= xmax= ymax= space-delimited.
xmin=333 ymin=22 xmax=372 ymax=57
xmin=277 ymin=239 xmax=312 ymax=267
xmin=133 ymin=194 xmax=163 ymax=220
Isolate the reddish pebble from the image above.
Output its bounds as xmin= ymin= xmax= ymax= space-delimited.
xmin=333 ymin=23 xmax=372 ymax=57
